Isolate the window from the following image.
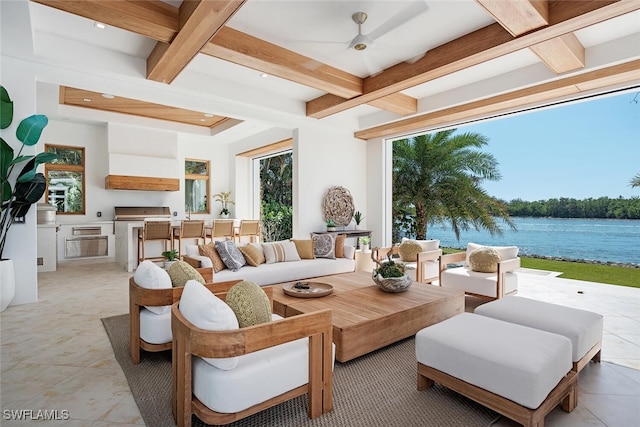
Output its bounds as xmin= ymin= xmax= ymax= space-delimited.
xmin=45 ymin=144 xmax=84 ymax=214
xmin=185 ymin=159 xmax=210 ymax=214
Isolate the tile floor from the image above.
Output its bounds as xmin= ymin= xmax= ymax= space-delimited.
xmin=1 ymin=261 xmax=639 ymax=426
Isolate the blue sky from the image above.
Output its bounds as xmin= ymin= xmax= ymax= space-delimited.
xmin=453 ymin=91 xmax=640 ymax=202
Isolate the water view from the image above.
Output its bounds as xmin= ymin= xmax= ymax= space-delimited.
xmin=431 ymin=217 xmax=640 ymax=265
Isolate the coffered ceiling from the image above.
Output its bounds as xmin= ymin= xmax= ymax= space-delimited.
xmin=15 ymin=0 xmax=640 ymax=141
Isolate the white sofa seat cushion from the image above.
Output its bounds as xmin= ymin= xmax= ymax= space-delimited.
xmin=416 ymin=313 xmax=572 ymax=409
xmin=212 ymin=257 xmax=355 ymax=285
xmin=475 ymin=296 xmax=604 ymax=363
xmin=193 ymin=313 xmax=335 ymax=414
xmin=139 ymin=307 xmax=172 ymax=344
xmin=440 ymin=267 xmax=518 ymax=298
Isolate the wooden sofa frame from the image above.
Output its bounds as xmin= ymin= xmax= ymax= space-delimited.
xmin=371 ymin=246 xmax=442 ymax=284
xmin=438 ymin=251 xmax=520 ymax=300
xmin=171 ymin=287 xmax=333 ymax=427
xmin=129 ymin=267 xmax=239 ymax=364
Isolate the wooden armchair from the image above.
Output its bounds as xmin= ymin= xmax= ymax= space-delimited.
xmin=171 ymin=285 xmax=333 ymax=427
xmin=371 ymin=245 xmax=442 ymax=284
xmin=438 ymin=243 xmax=520 ymax=300
xmin=129 ymin=267 xmax=235 ymax=364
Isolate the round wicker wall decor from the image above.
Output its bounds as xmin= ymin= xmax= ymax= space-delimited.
xmin=322 ymin=186 xmax=355 ymax=227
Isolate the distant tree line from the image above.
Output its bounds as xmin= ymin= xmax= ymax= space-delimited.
xmin=505 ymin=197 xmax=640 ymax=219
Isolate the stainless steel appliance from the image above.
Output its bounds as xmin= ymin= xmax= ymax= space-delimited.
xmin=113 ymin=206 xmax=172 ymax=233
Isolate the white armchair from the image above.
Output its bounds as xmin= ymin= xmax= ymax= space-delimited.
xmin=172 ymin=280 xmax=334 ymax=427
xmin=439 ymin=242 xmax=520 ymax=300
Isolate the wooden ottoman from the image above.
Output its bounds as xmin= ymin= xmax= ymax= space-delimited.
xmin=416 ymin=313 xmax=578 ymax=427
xmin=475 ymin=296 xmax=603 ymax=372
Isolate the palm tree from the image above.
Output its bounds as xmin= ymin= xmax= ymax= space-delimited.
xmin=630 ymin=173 xmax=640 ymax=188
xmin=393 ymin=129 xmax=515 ymax=240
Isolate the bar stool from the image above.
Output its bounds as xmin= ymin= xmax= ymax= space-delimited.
xmin=235 ymin=219 xmax=261 ymax=243
xmin=138 ymin=220 xmax=173 ymax=265
xmin=173 ymin=220 xmax=206 ymax=258
xmin=209 ymin=219 xmax=235 ymax=243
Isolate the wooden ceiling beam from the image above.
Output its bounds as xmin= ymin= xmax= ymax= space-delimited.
xmin=530 ymin=33 xmax=585 ymax=74
xmin=307 ymin=0 xmax=637 ymax=119
xmin=146 ymin=0 xmax=246 ymax=84
xmin=32 ymin=0 xmax=179 ymax=42
xmin=354 ymin=59 xmax=640 ymax=141
xmin=475 ymin=0 xmax=549 ymax=36
xmin=202 ymin=27 xmax=417 ymax=115
xmin=476 ymin=0 xmax=585 ymax=75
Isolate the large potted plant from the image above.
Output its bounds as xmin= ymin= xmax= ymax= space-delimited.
xmin=0 ymin=85 xmax=57 ymax=311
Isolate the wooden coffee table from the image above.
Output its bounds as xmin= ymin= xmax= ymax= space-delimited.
xmin=272 ymin=271 xmax=464 ymax=362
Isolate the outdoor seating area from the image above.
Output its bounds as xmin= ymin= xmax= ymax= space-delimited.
xmin=2 ymin=262 xmax=638 ymax=426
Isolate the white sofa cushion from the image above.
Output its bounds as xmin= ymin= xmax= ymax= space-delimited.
xmin=179 ymin=280 xmax=239 ymax=370
xmin=440 ymin=267 xmax=518 ymax=298
xmin=211 ymin=257 xmax=355 ymax=286
xmin=133 ymin=260 xmax=172 ymax=315
xmin=465 ymin=242 xmax=518 ymax=266
xmin=475 ymin=296 xmax=604 ymax=363
xmin=139 ymin=307 xmax=172 ymax=344
xmin=416 ymin=313 xmax=572 ymax=409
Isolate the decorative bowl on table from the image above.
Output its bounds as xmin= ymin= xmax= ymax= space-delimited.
xmin=372 ymin=273 xmax=412 ymax=293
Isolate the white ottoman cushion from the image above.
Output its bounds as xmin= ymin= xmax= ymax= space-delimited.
xmin=475 ymin=296 xmax=603 ymax=363
xmin=139 ymin=307 xmax=172 ymax=344
xmin=416 ymin=313 xmax=572 ymax=409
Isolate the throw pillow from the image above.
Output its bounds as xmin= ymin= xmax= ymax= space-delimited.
xmin=335 ymin=234 xmax=346 ymax=258
xmin=290 ymin=239 xmax=315 ymax=259
xmin=262 ymin=240 xmax=301 ymax=264
xmin=198 ymin=243 xmax=226 ymax=273
xmin=469 ymin=246 xmax=501 ymax=273
xmin=133 ymin=260 xmax=172 ymax=315
xmin=311 ymin=233 xmax=336 ymax=259
xmin=398 ymin=239 xmax=423 ymax=262
xmin=179 ymin=280 xmax=239 ymax=370
xmin=465 ymin=242 xmax=519 ymax=266
xmin=225 ymin=280 xmax=272 ymax=328
xmin=238 ymin=243 xmax=266 ymax=266
xmin=402 ymin=237 xmax=440 ymax=252
xmin=167 ymin=260 xmax=206 ymax=287
xmin=214 ymin=240 xmax=247 ymax=271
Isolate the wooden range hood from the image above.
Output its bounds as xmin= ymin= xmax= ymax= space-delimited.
xmin=105 ymin=175 xmax=179 ymax=191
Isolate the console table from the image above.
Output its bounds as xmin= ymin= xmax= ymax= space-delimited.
xmin=314 ymin=229 xmax=371 ymax=248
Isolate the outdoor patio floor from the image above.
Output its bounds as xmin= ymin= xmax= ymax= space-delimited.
xmin=0 ymin=261 xmax=638 ymax=426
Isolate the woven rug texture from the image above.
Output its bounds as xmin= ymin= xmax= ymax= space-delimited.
xmin=102 ymin=314 xmax=498 ymax=427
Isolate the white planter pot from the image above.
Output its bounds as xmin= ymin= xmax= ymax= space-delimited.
xmin=0 ymin=259 xmax=16 ymax=312
xmin=361 ymin=244 xmax=370 ymax=252
xmin=164 ymin=260 xmax=177 ymax=271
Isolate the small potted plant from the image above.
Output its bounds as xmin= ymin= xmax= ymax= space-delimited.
xmin=326 ymin=219 xmax=336 ymax=232
xmin=359 ymin=236 xmax=370 ymax=251
xmin=213 ymin=191 xmax=234 ymax=218
xmin=353 ymin=211 xmax=364 ymax=229
xmin=371 ymin=252 xmax=412 ymax=293
xmin=162 ymin=249 xmax=179 ymax=270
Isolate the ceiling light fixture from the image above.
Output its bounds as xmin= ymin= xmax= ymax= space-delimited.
xmin=203 ymin=113 xmax=213 ymax=118
xmin=83 ymin=98 xmax=91 ymax=102
xmin=260 ymin=73 xmax=269 ymax=78
xmin=101 ymin=93 xmax=115 ymax=99
xmin=94 ymin=22 xmax=106 ymax=30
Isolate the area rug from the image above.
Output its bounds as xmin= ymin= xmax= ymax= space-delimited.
xmin=102 ymin=314 xmax=499 ymax=427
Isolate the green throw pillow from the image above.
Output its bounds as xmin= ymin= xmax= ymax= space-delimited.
xmin=168 ymin=260 xmax=206 ymax=287
xmin=225 ymin=280 xmax=272 ymax=328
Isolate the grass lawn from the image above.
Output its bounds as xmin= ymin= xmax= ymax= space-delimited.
xmin=442 ymin=248 xmax=639 ymax=289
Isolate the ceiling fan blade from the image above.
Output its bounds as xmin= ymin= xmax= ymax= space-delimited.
xmin=366 ymin=2 xmax=429 ymax=43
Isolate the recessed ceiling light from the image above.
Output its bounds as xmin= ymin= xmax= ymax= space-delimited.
xmin=199 ymin=119 xmax=206 ymax=122
xmin=203 ymin=113 xmax=213 ymax=118
xmin=260 ymin=73 xmax=269 ymax=78
xmin=101 ymin=93 xmax=115 ymax=99
xmin=94 ymin=22 xmax=106 ymax=30
xmin=83 ymin=98 xmax=91 ymax=102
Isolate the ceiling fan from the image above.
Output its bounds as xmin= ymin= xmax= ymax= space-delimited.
xmin=346 ymin=2 xmax=429 ymax=52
